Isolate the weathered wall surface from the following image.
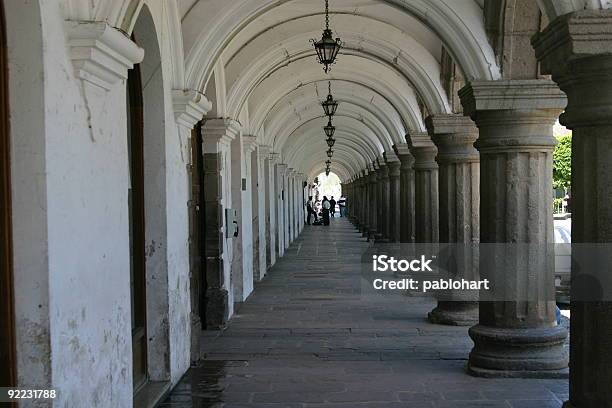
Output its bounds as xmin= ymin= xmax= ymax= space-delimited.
xmin=7 ymin=1 xmax=193 ymax=405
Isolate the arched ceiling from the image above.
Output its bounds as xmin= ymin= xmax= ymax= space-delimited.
xmin=60 ymin=0 xmax=612 ymax=183
xmin=178 ymin=0 xmax=503 ymax=182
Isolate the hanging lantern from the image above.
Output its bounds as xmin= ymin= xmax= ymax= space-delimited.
xmin=325 ymin=169 xmax=331 ymax=176
xmin=327 ymin=149 xmax=334 ymax=158
xmin=321 ymin=81 xmax=339 ymax=117
xmin=326 ymin=137 xmax=336 ymax=148
xmin=310 ymin=0 xmax=342 ymax=74
xmin=324 ymin=119 xmax=335 ymax=138
xmin=326 ymin=159 xmax=332 ymax=167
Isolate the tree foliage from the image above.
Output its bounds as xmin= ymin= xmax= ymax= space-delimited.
xmin=553 ymin=134 xmax=572 ymax=190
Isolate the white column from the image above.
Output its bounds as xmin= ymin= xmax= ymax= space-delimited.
xmin=256 ymin=146 xmax=269 ymax=281
xmin=276 ymin=163 xmax=288 ymax=257
xmin=267 ymin=153 xmax=279 ymax=266
xmin=172 ymin=89 xmax=212 ymax=363
xmin=202 ymin=118 xmax=240 ymax=323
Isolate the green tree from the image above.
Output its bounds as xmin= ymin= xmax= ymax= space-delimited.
xmin=553 ymin=134 xmax=572 ymax=190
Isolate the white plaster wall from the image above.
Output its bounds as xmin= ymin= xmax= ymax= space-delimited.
xmin=241 ymin=146 xmax=254 ymax=299
xmin=40 ymin=3 xmax=133 ymax=406
xmin=7 ymin=0 xmax=52 ymax=397
xmin=266 ymin=158 xmax=277 ymax=266
xmin=139 ymin=0 xmax=192 ymax=387
xmin=221 ymin=144 xmax=235 ymax=318
xmin=256 ymin=150 xmax=267 ymax=280
xmin=230 ymin=134 xmax=254 ymax=303
xmin=8 ymin=1 xmax=193 ymax=405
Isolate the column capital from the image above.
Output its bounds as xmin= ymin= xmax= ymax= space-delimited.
xmin=386 ymin=161 xmax=401 ymax=178
xmin=459 ymin=80 xmax=566 ymax=115
xmin=268 ymin=152 xmax=281 ymax=164
xmin=172 ymin=90 xmax=212 ymax=129
xmin=202 ymin=118 xmax=241 ymax=153
xmin=407 ymin=132 xmax=438 ymax=170
xmin=258 ymin=144 xmax=272 ymax=158
xmin=277 ymin=163 xmax=289 ymax=175
xmin=459 ymin=80 xmax=566 ymax=151
xmin=65 ymin=20 xmax=144 ymax=90
xmin=425 ymin=114 xmax=479 ymax=164
xmin=242 ymin=135 xmax=258 ymax=154
xmin=532 ymin=10 xmax=612 ymax=77
xmin=533 ymin=10 xmax=612 ymax=127
xmin=393 ymin=143 xmax=415 ymax=169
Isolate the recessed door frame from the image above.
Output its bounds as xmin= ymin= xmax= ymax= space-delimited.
xmin=127 ymin=62 xmax=148 ymax=393
xmin=0 ymin=0 xmax=16 ymax=389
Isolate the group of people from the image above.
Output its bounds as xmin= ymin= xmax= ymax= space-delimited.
xmin=306 ymin=195 xmax=347 ymax=226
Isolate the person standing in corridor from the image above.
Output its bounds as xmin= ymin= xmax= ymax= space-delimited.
xmin=306 ymin=196 xmax=318 ymax=225
xmin=329 ymin=196 xmax=337 ymax=218
xmin=322 ymin=196 xmax=331 ymax=226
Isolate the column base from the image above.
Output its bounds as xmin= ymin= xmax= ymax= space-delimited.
xmin=428 ymin=301 xmax=478 ymax=326
xmin=468 ymin=324 xmax=568 ymax=379
xmin=205 ymin=288 xmax=229 ymax=330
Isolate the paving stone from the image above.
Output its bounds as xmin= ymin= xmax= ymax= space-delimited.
xmin=163 ymin=218 xmax=568 ymax=407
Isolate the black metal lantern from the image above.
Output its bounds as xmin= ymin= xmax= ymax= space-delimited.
xmin=322 ymin=82 xmax=339 ymax=117
xmin=326 ymin=159 xmax=332 ymax=167
xmin=324 ymin=119 xmax=335 ymax=138
xmin=325 ymin=169 xmax=331 ymax=176
xmin=310 ymin=0 xmax=342 ymax=74
xmin=326 ymin=137 xmax=336 ymax=148
xmin=327 ymin=149 xmax=334 ymax=158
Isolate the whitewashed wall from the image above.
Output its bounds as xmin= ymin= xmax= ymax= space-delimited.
xmin=7 ymin=1 xmax=193 ymax=406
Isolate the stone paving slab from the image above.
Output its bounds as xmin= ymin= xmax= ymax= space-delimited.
xmin=161 ymin=218 xmax=568 ymax=408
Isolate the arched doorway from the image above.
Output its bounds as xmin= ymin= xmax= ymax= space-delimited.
xmin=127 ymin=52 xmax=148 ymax=392
xmin=128 ymin=4 xmax=171 ymax=396
xmin=0 ymin=0 xmax=15 ymax=389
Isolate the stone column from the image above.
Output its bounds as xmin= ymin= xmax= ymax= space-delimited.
xmin=286 ymin=170 xmax=294 ymax=243
xmin=386 ymin=160 xmax=401 ymax=242
xmin=426 ymin=114 xmax=480 ymax=326
xmin=379 ymin=160 xmax=391 ymax=241
xmin=408 ymin=133 xmax=439 ymax=244
xmin=534 ymin=10 xmax=612 ymax=405
xmin=375 ymin=161 xmax=387 ymax=240
xmin=276 ymin=163 xmax=288 ymax=256
xmin=256 ymin=146 xmax=269 ymax=280
xmin=201 ymin=119 xmax=240 ymax=328
xmin=267 ymin=153 xmax=279 ymax=267
xmin=393 ymin=144 xmax=416 ymax=243
xmin=368 ymin=166 xmax=378 ymax=240
xmin=460 ymin=80 xmax=567 ymax=378
xmin=362 ymin=170 xmax=371 ymax=235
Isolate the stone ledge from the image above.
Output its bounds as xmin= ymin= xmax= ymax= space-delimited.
xmin=65 ymin=21 xmax=144 ymax=90
xmin=533 ymin=9 xmax=612 ymax=75
xmin=172 ymin=90 xmax=212 ymax=129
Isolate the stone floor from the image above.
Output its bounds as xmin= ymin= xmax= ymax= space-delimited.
xmin=161 ymin=218 xmax=569 ymax=408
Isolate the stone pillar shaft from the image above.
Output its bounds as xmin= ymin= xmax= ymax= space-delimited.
xmin=409 ymin=133 xmax=439 ymax=244
xmin=394 ymin=144 xmax=416 ymax=243
xmin=426 ymin=114 xmax=480 ymax=326
xmin=368 ymin=169 xmax=378 ymax=238
xmin=533 ymin=10 xmax=612 ymax=406
xmin=387 ymin=162 xmax=401 ymax=243
xmin=460 ymin=79 xmax=568 ymax=378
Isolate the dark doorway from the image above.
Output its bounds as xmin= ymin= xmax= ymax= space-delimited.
xmin=0 ymin=0 xmax=16 ymax=389
xmin=127 ymin=62 xmax=148 ymax=392
xmin=190 ymin=122 xmax=207 ymax=327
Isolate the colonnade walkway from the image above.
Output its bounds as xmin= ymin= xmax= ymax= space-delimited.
xmin=162 ymin=218 xmax=568 ymax=408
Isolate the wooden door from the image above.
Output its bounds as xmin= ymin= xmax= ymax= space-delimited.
xmin=189 ymin=123 xmax=207 ymax=326
xmin=127 ymin=63 xmax=148 ymax=392
xmin=0 ymin=0 xmax=15 ymax=389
